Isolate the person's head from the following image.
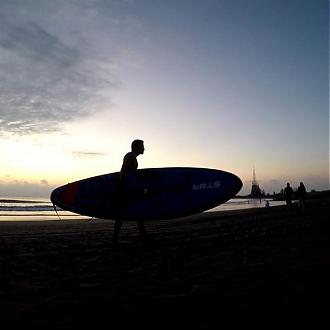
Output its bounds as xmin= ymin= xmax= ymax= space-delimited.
xmin=131 ymin=139 xmax=145 ymax=156
xmin=286 ymin=182 xmax=290 ymax=187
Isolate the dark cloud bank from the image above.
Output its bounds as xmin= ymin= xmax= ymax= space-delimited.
xmin=0 ymin=180 xmax=54 ymax=198
xmin=0 ymin=1 xmax=120 ymax=135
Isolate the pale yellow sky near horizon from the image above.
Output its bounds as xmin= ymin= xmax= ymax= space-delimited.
xmin=0 ymin=115 xmax=328 ymax=198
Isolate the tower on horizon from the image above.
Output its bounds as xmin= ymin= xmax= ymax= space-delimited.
xmin=250 ymin=166 xmax=263 ymax=198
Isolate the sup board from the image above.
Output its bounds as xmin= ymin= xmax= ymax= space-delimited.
xmin=50 ymin=167 xmax=242 ymax=221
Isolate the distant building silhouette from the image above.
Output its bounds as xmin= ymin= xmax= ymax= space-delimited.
xmin=250 ymin=167 xmax=264 ymax=198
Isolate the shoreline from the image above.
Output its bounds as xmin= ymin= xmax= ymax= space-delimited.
xmin=0 ymin=203 xmax=285 ymax=226
xmin=0 ymin=196 xmax=287 ymax=222
xmin=1 ymin=198 xmax=330 ymax=327
xmin=0 ymin=198 xmax=286 ymax=222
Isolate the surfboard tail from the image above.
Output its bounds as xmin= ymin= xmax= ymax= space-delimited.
xmin=50 ymin=188 xmax=59 ymax=206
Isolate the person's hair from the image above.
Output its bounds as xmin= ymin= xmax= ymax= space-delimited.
xmin=131 ymin=139 xmax=144 ymax=151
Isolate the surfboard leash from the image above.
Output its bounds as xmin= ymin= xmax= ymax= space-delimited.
xmin=52 ymin=203 xmax=62 ymax=221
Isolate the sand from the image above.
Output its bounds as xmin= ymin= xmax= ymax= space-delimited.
xmin=1 ymin=198 xmax=330 ymax=328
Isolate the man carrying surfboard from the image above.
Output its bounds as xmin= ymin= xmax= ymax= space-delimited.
xmin=113 ymin=139 xmax=150 ymax=246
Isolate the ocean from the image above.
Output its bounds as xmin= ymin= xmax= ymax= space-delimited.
xmin=0 ymin=197 xmax=286 ymax=221
xmin=0 ymin=197 xmax=88 ymax=221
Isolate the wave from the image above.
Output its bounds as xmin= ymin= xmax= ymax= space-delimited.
xmin=0 ymin=205 xmax=55 ymax=212
xmin=0 ymin=199 xmax=49 ymax=204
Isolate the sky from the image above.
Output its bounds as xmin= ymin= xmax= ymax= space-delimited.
xmin=0 ymin=0 xmax=328 ymax=197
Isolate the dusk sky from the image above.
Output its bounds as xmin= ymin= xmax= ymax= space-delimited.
xmin=0 ymin=0 xmax=328 ymax=197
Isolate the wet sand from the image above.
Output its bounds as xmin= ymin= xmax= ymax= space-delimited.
xmin=1 ymin=198 xmax=330 ymax=328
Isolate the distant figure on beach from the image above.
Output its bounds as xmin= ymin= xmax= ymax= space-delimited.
xmin=284 ymin=182 xmax=294 ymax=209
xmin=113 ymin=139 xmax=150 ymax=246
xmin=296 ymin=182 xmax=307 ymax=210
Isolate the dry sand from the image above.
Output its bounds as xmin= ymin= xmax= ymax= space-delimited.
xmin=1 ymin=199 xmax=330 ymax=328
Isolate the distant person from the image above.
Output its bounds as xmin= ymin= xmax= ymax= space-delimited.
xmin=113 ymin=139 xmax=150 ymax=246
xmin=284 ymin=182 xmax=294 ymax=209
xmin=296 ymin=182 xmax=307 ymax=210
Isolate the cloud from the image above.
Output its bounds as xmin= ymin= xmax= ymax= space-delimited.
xmin=0 ymin=1 xmax=133 ymax=136
xmin=72 ymin=151 xmax=106 ymax=158
xmin=0 ymin=179 xmax=54 ymax=198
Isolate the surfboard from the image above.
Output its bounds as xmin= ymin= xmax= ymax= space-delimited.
xmin=50 ymin=167 xmax=242 ymax=221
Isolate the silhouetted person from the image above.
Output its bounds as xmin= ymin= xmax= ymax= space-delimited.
xmin=284 ymin=182 xmax=294 ymax=209
xmin=113 ymin=139 xmax=150 ymax=246
xmin=296 ymin=182 xmax=307 ymax=210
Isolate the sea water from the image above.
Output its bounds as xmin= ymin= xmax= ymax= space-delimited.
xmin=0 ymin=197 xmax=89 ymax=221
xmin=208 ymin=198 xmax=286 ymax=212
xmin=0 ymin=196 xmax=286 ymax=221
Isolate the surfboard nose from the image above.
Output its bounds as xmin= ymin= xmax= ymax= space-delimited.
xmin=230 ymin=173 xmax=243 ymax=195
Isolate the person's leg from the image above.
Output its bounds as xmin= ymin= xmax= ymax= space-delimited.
xmin=301 ymin=199 xmax=305 ymax=211
xmin=137 ymin=219 xmax=147 ymax=239
xmin=113 ymin=219 xmax=122 ymax=246
xmin=136 ymin=220 xmax=155 ymax=245
xmin=286 ymin=199 xmax=292 ymax=209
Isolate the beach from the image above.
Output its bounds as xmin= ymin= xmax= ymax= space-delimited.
xmin=1 ymin=198 xmax=330 ymax=328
